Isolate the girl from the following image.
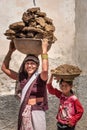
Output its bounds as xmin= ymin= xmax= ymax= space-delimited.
xmin=47 ymin=74 xmax=84 ymax=130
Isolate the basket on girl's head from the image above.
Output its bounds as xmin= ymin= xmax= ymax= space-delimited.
xmin=51 ymin=64 xmax=82 ymax=81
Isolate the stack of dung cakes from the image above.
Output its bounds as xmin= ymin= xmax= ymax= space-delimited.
xmin=4 ymin=7 xmax=57 ymax=55
xmin=51 ymin=64 xmax=82 ymax=81
xmin=4 ymin=7 xmax=57 ymax=43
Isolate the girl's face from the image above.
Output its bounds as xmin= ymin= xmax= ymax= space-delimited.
xmin=60 ymin=81 xmax=72 ymax=96
xmin=24 ymin=60 xmax=38 ymax=77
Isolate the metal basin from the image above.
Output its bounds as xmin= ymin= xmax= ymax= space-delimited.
xmin=13 ymin=38 xmax=51 ymax=55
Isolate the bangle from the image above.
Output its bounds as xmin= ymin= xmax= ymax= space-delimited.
xmin=41 ymin=54 xmax=48 ymax=59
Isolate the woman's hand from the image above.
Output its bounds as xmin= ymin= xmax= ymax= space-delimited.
xmin=41 ymin=38 xmax=48 ymax=54
xmin=9 ymin=40 xmax=16 ymax=52
xmin=40 ymin=38 xmax=49 ymax=81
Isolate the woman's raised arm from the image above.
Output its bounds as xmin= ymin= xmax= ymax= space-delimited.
xmin=1 ymin=40 xmax=18 ymax=80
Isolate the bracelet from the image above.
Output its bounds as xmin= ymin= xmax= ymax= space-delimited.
xmin=41 ymin=54 xmax=48 ymax=59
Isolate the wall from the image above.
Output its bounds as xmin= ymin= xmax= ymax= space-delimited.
xmin=0 ymin=0 xmax=87 ymax=130
xmin=74 ymin=0 xmax=87 ymax=74
xmin=0 ymin=0 xmax=75 ymax=67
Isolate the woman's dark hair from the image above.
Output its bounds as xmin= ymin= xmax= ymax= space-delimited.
xmin=18 ymin=63 xmax=28 ymax=82
xmin=18 ymin=54 xmax=39 ymax=82
xmin=59 ymin=79 xmax=74 ymax=94
xmin=24 ymin=54 xmax=40 ymax=65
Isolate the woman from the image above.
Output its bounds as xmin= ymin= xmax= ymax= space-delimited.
xmin=1 ymin=39 xmax=49 ymax=130
xmin=47 ymin=75 xmax=84 ymax=130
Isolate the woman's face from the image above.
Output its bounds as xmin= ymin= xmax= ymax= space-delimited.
xmin=24 ymin=60 xmax=38 ymax=76
xmin=60 ymin=81 xmax=72 ymax=96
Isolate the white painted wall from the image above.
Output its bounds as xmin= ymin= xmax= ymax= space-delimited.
xmin=74 ymin=0 xmax=87 ymax=74
xmin=0 ymin=0 xmax=76 ymax=72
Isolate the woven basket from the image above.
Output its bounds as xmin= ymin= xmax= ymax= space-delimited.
xmin=13 ymin=38 xmax=51 ymax=55
xmin=52 ymin=73 xmax=80 ymax=81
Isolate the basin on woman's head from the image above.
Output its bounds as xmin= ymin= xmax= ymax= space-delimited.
xmin=13 ymin=38 xmax=51 ymax=55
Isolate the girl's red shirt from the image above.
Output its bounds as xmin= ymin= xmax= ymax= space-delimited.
xmin=47 ymin=83 xmax=84 ymax=126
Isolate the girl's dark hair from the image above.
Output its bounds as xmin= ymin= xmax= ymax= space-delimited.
xmin=60 ymin=79 xmax=73 ymax=86
xmin=59 ymin=79 xmax=74 ymax=94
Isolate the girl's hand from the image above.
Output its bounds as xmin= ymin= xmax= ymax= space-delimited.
xmin=54 ymin=75 xmax=60 ymax=81
xmin=9 ymin=40 xmax=16 ymax=52
xmin=48 ymin=74 xmax=54 ymax=84
xmin=67 ymin=121 xmax=73 ymax=127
